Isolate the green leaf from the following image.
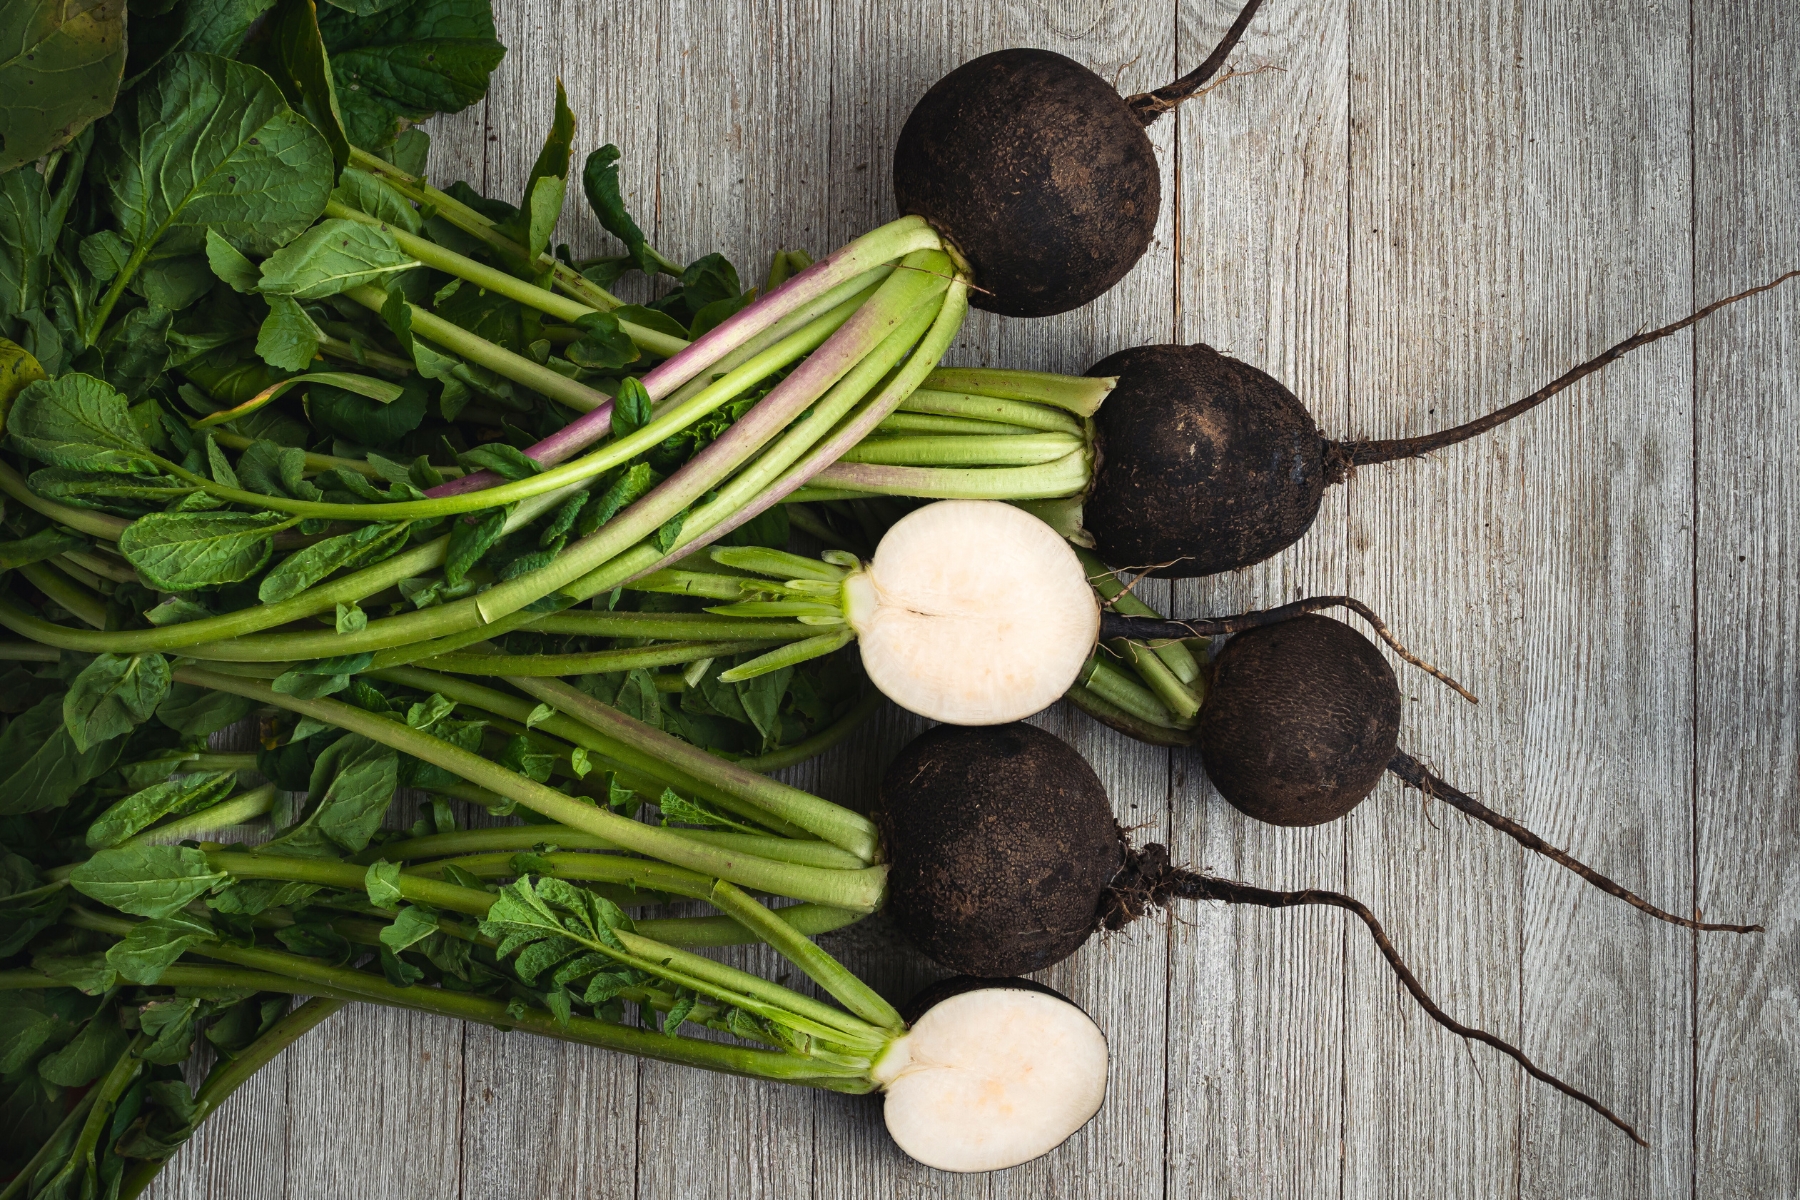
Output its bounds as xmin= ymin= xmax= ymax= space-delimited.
xmin=456 ymin=441 xmax=540 ymax=481
xmin=443 ymin=505 xmax=506 ymax=586
xmin=364 ymin=858 xmax=402 ymax=908
xmin=306 ymin=732 xmax=397 ymax=852
xmin=260 ymin=519 xmax=408 ymax=601
xmin=0 ymin=0 xmax=126 ymax=173
xmin=0 ymin=335 xmax=46 ymax=434
xmin=609 ymin=304 xmax=687 ymax=342
xmin=204 ymin=227 xmax=261 ymax=292
xmin=378 ymin=903 xmax=437 ymax=953
xmin=102 ymin=304 xmax=174 ymax=400
xmin=662 ymin=990 xmax=696 ymax=1038
xmin=270 ymin=651 xmax=370 ymax=699
xmin=155 ymin=681 xmax=255 ymax=736
xmin=30 ymin=951 xmax=117 ymax=995
xmin=330 ymin=166 xmax=421 ymax=233
xmin=319 ymin=0 xmax=505 ymax=151
xmin=96 ymin=51 xmax=334 ymax=268
xmin=0 ymin=167 xmax=62 ymax=324
xmin=238 ymin=0 xmax=352 ymax=170
xmin=565 ymin=311 xmax=637 ymax=371
xmin=6 ymin=373 xmax=158 ymax=473
xmin=80 ymin=229 xmax=133 ymax=282
xmin=0 ymin=525 xmax=85 ymax=570
xmin=581 ymin=145 xmax=658 ymax=276
xmin=497 ymin=80 xmax=574 ymax=262
xmin=335 ymin=600 xmax=367 ymax=632
xmin=37 ymin=1010 xmax=128 ymax=1086
xmin=497 ymin=734 xmax=552 ymax=783
xmin=307 ymin=377 xmax=426 ymax=446
xmin=257 ymin=218 xmax=415 ymax=299
xmin=610 ymin=377 xmax=651 ymax=439
xmin=118 ymin=510 xmax=292 ymax=590
xmin=104 ymin=913 xmax=215 ymax=984
xmin=63 ymin=651 xmax=171 ymax=751
xmin=568 ymin=746 xmax=592 ymax=778
xmin=235 ymin=437 xmax=320 ymax=499
xmin=255 ymin=295 xmax=320 ymax=370
xmin=86 ymin=770 xmax=235 ymax=849
xmin=688 ymin=289 xmax=756 ymax=339
xmin=0 ymin=691 xmax=124 ymax=814
xmin=68 ymin=844 xmax=230 ymax=917
xmin=138 ymin=994 xmax=203 ymax=1064
xmin=138 ymin=252 xmax=217 ymax=309
xmin=204 ymin=431 xmax=240 ymax=486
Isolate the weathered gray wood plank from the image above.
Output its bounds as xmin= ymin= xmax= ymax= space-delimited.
xmin=1164 ymin=0 xmax=1354 ymax=1196
xmin=1692 ymin=2 xmax=1800 ymax=1197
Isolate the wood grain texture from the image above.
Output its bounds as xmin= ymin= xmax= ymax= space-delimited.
xmin=142 ymin=1 xmax=1797 ymax=1196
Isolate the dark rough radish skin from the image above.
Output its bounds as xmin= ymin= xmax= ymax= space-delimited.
xmin=1085 ymin=343 xmax=1327 ymax=577
xmin=876 ymin=722 xmax=1123 ymax=976
xmin=893 ymin=49 xmax=1159 ymax=319
xmin=1197 ymin=613 xmax=1401 ymax=826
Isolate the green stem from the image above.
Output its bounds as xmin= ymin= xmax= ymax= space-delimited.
xmin=211 ymin=432 xmax=462 ymax=481
xmin=384 ymin=826 xmax=866 ymax=871
xmin=417 ymin=638 xmax=785 ymax=676
xmin=634 ymin=903 xmax=863 ymax=946
xmin=0 ymin=639 xmax=59 ymax=661
xmin=1066 ymin=681 xmax=1200 ymax=747
xmin=1076 ymin=548 xmax=1203 ymax=683
xmin=896 ymin=387 xmax=1086 ymax=434
xmin=118 ymin=785 xmax=277 ymax=849
xmin=797 ymin=449 xmax=1091 ymax=502
xmin=376 ymin=667 xmax=815 ymax=839
xmin=1118 ymin=639 xmax=1202 ymax=720
xmin=716 ymin=631 xmax=854 ymax=683
xmin=19 ymin=561 xmax=106 ymax=628
xmin=174 ymin=667 xmax=887 ymax=911
xmin=196 ymin=935 xmax=879 ymax=1084
xmin=208 ymin=851 xmax=497 ymax=916
xmin=0 ymin=460 xmax=130 ymax=539
xmin=922 ymin=366 xmax=1114 ymax=417
xmin=875 ymin=411 xmax=1040 ymax=436
xmin=1078 ymin=653 xmax=1188 ymax=729
xmin=37 ymin=1034 xmax=146 ymax=1200
xmin=837 ymin=432 xmax=1083 ymax=467
xmin=325 ymin=200 xmax=686 ymax=357
xmin=707 ymin=881 xmax=903 ymax=1030
xmin=526 ymin=611 xmax=818 ymax=640
xmin=504 ymin=674 xmax=879 ymax=860
xmin=0 ymin=1082 xmax=100 ymax=1200
xmin=344 ymin=284 xmax=614 ymax=413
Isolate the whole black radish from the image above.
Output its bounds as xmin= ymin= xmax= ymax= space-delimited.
xmin=875 ymin=719 xmax=1652 ymax=1144
xmin=1085 ymin=271 xmax=1800 ymax=575
xmin=894 ymin=0 xmax=1264 ymax=317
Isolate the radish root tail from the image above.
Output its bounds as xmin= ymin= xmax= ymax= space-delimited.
xmin=1100 ymin=842 xmax=1648 ymax=1146
xmin=1126 ymin=0 xmax=1266 ymax=125
xmin=1326 ymin=269 xmax=1800 ymax=480
xmin=1097 ymin=595 xmax=1476 ymax=703
xmin=1387 ymin=750 xmax=1763 ymax=935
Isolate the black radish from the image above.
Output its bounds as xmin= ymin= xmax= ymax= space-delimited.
xmin=876 ymin=720 xmax=1648 ymax=1143
xmin=1115 ymin=610 xmax=1764 ymax=935
xmin=894 ymin=0 xmax=1265 ymax=317
xmin=1085 ymin=271 xmax=1800 ymax=575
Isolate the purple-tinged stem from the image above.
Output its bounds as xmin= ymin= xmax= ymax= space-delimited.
xmin=428 ymin=216 xmax=939 ymax=498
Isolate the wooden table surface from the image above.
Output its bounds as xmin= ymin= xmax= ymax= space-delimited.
xmin=147 ymin=1 xmax=1797 ymax=1196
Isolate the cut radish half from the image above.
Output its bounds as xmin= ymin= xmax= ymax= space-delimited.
xmin=841 ymin=500 xmax=1099 ymax=724
xmin=875 ymin=978 xmax=1108 ymax=1172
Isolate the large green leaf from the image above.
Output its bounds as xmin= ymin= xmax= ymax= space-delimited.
xmin=97 ymin=52 xmax=334 ymax=267
xmin=7 ymin=372 xmax=160 ymax=473
xmin=256 ymin=218 xmax=415 ymax=298
xmin=240 ymin=0 xmax=351 ymax=169
xmin=0 ymin=143 xmax=84 ymax=323
xmin=117 ymin=509 xmax=292 ymax=590
xmin=63 ymin=651 xmax=172 ymax=751
xmin=0 ymin=691 xmax=124 ymax=814
xmin=319 ymin=0 xmax=503 ymax=151
xmin=67 ymin=843 xmax=230 ymax=918
xmin=0 ymin=0 xmax=126 ymax=172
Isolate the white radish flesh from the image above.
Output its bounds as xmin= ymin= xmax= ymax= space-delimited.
xmin=874 ymin=984 xmax=1109 ymax=1173
xmin=843 ymin=500 xmax=1099 ymax=724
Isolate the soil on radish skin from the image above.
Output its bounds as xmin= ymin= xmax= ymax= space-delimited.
xmin=1197 ymin=614 xmax=1403 ymax=827
xmin=1086 ymin=343 xmax=1328 ymax=577
xmin=893 ymin=49 xmax=1159 ymax=319
xmin=877 ymin=722 xmax=1124 ymax=976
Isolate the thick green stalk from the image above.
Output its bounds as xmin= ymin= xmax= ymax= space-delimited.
xmin=381 ymin=826 xmax=866 ymax=871
xmin=375 ymin=666 xmax=817 ymax=840
xmin=504 ymin=674 xmax=879 ymax=860
xmin=1066 ymin=682 xmax=1200 ymax=747
xmin=1078 ymin=653 xmax=1187 ymax=729
xmin=1075 ymin=548 xmax=1204 ymax=683
xmin=19 ymin=561 xmax=106 ymax=628
xmin=418 ymin=638 xmax=783 ymax=677
xmin=707 ymin=881 xmax=903 ymax=1031
xmin=173 ymin=668 xmax=887 ymax=911
xmin=635 ymin=904 xmax=862 ymax=945
xmin=895 ymin=387 xmax=1087 ymax=434
xmin=526 ymin=612 xmax=817 ymax=640
xmin=837 ymin=432 xmax=1084 ymax=467
xmin=0 ymin=461 xmax=130 ymax=539
xmin=797 ymin=449 xmax=1091 ymax=502
xmin=922 ymin=367 xmax=1114 ymax=417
